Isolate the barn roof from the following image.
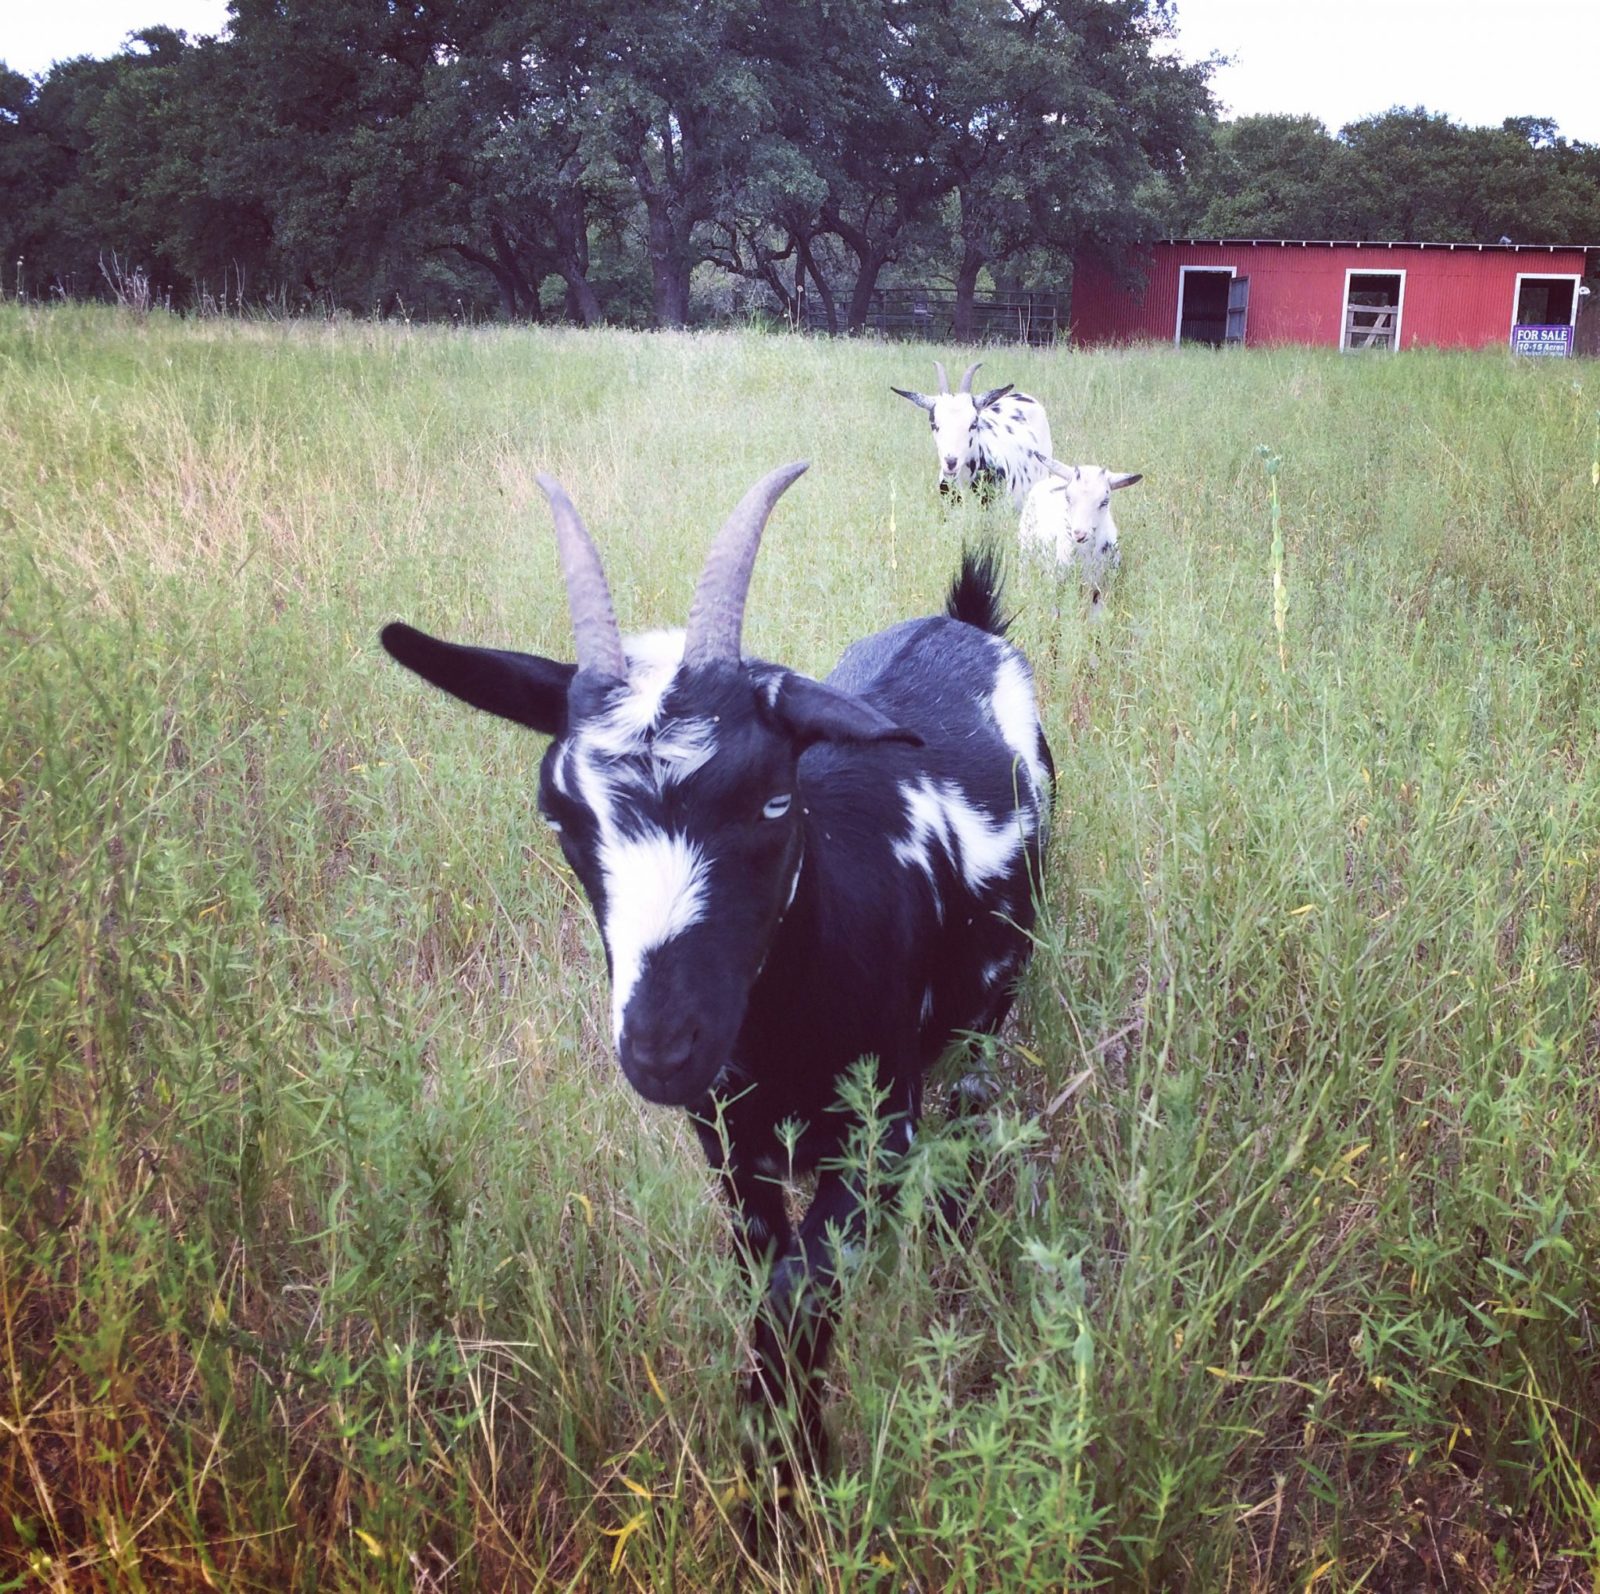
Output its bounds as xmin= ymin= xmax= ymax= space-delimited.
xmin=1161 ymin=238 xmax=1599 ymax=254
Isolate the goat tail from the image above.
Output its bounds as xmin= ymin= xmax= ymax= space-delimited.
xmin=945 ymin=544 xmax=1011 ymax=637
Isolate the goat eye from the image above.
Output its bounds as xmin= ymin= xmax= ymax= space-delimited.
xmin=761 ymin=794 xmax=792 ymax=820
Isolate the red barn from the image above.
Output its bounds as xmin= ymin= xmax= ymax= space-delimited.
xmin=1071 ymin=240 xmax=1596 ymax=354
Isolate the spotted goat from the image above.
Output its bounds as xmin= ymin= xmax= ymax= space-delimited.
xmin=1019 ymin=459 xmax=1144 ymax=616
xmin=381 ymin=463 xmax=1053 ymax=1480
xmin=892 ymin=358 xmax=1054 ymax=508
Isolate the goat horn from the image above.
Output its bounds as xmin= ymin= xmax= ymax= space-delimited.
xmin=535 ymin=473 xmax=627 ymax=680
xmin=933 ymin=360 xmax=950 ymax=394
xmin=683 ymin=461 xmax=810 ymax=666
xmin=958 ymin=361 xmax=983 ymax=394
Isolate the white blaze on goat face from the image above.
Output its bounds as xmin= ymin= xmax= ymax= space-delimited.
xmin=556 ymin=634 xmax=721 ymax=1046
xmin=563 ymin=786 xmax=699 ymax=1053
xmin=601 ymin=829 xmax=710 ymax=1044
xmin=584 ymin=630 xmax=687 ymax=751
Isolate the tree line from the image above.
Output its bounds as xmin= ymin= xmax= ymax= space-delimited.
xmin=3 ymin=2 xmax=1597 ymax=330
xmin=0 ymin=0 xmax=1214 ymax=331
xmin=1187 ymin=110 xmax=1600 ymax=250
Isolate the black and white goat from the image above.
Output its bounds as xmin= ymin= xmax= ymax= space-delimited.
xmin=892 ymin=359 xmax=1053 ymax=509
xmin=381 ymin=463 xmax=1053 ymax=1482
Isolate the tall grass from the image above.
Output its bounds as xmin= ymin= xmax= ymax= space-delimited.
xmin=2 ymin=305 xmax=1598 ymax=1590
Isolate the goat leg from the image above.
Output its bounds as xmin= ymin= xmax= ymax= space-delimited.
xmin=740 ymin=1079 xmax=922 ymax=1494
xmin=743 ymin=1162 xmax=861 ymax=1486
xmin=726 ymin=1165 xmax=793 ymax=1288
xmin=691 ymin=1117 xmax=795 ymax=1286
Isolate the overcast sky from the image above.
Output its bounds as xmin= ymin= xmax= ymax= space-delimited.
xmin=4 ymin=1 xmax=231 ymax=77
xmin=1174 ymin=0 xmax=1600 ymax=144
xmin=4 ymin=0 xmax=1600 ymax=146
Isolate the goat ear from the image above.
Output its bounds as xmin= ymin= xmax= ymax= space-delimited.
xmin=976 ymin=384 xmax=1014 ymax=410
xmin=890 ymin=386 xmax=935 ymax=413
xmin=381 ymin=622 xmax=577 ymax=736
xmin=1109 ymin=472 xmax=1143 ymax=491
xmin=765 ymin=671 xmax=924 ymax=749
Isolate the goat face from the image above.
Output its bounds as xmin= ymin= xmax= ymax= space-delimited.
xmin=539 ymin=656 xmax=798 ymax=1103
xmin=382 ymin=465 xmax=916 ymax=1108
xmin=1020 ymin=464 xmax=1143 ymax=604
xmin=892 ymin=359 xmax=1014 ymax=491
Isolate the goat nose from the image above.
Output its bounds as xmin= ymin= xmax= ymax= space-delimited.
xmin=631 ymin=1028 xmax=696 ymax=1075
xmin=621 ymin=1019 xmax=702 ymax=1098
xmin=944 ymin=455 xmax=959 ymax=471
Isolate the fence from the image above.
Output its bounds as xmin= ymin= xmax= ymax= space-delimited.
xmin=799 ymin=286 xmax=1063 ymax=345
xmin=1343 ymin=304 xmax=1398 ymax=351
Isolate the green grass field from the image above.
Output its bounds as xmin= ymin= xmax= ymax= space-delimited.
xmin=3 ymin=305 xmax=1598 ymax=1591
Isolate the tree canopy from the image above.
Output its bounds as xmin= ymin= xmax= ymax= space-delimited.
xmin=1181 ymin=107 xmax=1600 ymax=248
xmin=2 ymin=0 xmax=1216 ymax=325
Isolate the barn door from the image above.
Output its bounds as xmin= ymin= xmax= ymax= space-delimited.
xmin=1225 ymin=276 xmax=1250 ymax=344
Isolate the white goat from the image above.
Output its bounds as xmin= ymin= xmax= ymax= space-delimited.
xmin=1019 ymin=461 xmax=1143 ymax=615
xmin=891 ymin=360 xmax=1053 ymax=510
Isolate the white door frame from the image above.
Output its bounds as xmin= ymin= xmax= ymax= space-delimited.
xmin=1174 ymin=265 xmax=1236 ymax=347
xmin=1511 ymin=271 xmax=1581 ymax=329
xmin=1341 ymin=267 xmax=1407 ymax=352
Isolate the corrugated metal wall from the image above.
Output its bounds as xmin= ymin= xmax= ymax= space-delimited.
xmin=1577 ymin=302 xmax=1600 ymax=357
xmin=1071 ymin=243 xmax=1592 ymax=351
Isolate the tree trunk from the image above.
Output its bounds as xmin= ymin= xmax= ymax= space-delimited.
xmin=753 ymin=254 xmax=797 ymax=324
xmin=551 ymin=188 xmax=603 ymax=326
xmin=490 ymin=268 xmax=519 ymax=320
xmin=613 ymin=104 xmax=712 ymax=329
xmin=953 ymin=237 xmax=984 ymax=340
xmin=822 ymin=205 xmax=888 ymax=334
xmin=652 ymin=263 xmax=692 ymax=326
xmin=796 ymin=236 xmax=837 ymax=334
xmin=661 ymin=271 xmax=692 ymax=326
xmin=560 ymin=271 xmax=603 ymax=327
xmin=451 ymin=243 xmax=521 ymax=319
xmin=491 ymin=222 xmax=542 ymax=322
xmin=626 ymin=149 xmax=694 ymax=329
xmin=738 ymin=228 xmax=800 ymax=325
xmin=644 ymin=201 xmax=692 ymax=326
xmin=845 ymin=250 xmax=888 ymax=334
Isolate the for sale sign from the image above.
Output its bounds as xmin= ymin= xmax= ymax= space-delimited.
xmin=1510 ymin=324 xmax=1572 ymax=357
